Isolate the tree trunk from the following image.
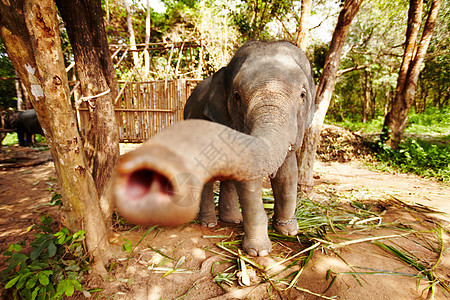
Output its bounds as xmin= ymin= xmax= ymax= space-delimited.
xmin=381 ymin=0 xmax=442 ymax=149
xmin=14 ymin=71 xmax=23 ymax=110
xmin=361 ymin=70 xmax=369 ymax=123
xmin=297 ymin=0 xmax=363 ymax=194
xmin=144 ymin=0 xmax=151 ymax=80
xmin=0 ymin=0 xmax=110 ymax=273
xmin=124 ymin=0 xmax=140 ymax=69
xmin=296 ymin=0 xmax=312 ymax=51
xmin=56 ymin=0 xmax=120 ymax=222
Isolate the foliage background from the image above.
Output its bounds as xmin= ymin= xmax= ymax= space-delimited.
xmin=1 ymin=1 xmax=449 ymax=181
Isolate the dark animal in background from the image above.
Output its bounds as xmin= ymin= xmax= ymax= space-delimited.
xmin=2 ymin=109 xmax=44 ymax=146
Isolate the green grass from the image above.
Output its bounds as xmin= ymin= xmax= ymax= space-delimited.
xmin=407 ymin=107 xmax=450 ymax=134
xmin=331 ymin=115 xmax=385 ymax=133
xmin=1 ymin=132 xmax=46 ymax=146
xmin=331 ymin=107 xmax=450 ymax=135
xmin=1 ymin=132 xmax=18 ymax=145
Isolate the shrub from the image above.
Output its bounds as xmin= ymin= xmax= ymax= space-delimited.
xmin=373 ymin=138 xmax=450 ymax=182
xmin=0 ymin=214 xmax=88 ymax=299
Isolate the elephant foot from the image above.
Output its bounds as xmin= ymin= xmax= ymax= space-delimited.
xmin=273 ymin=218 xmax=298 ymax=236
xmin=219 ymin=209 xmax=243 ymax=224
xmin=242 ymin=235 xmax=271 ymax=257
xmin=199 ymin=213 xmax=218 ymax=228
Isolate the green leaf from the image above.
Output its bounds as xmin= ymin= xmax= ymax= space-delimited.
xmin=55 ymin=228 xmax=72 ymax=244
xmin=47 ymin=240 xmax=57 ymax=257
xmin=38 ymin=272 xmax=50 ymax=286
xmin=28 ymin=262 xmax=45 ymax=271
xmin=72 ymin=230 xmax=86 ymax=242
xmin=54 ymin=232 xmax=67 ymax=245
xmin=56 ymin=279 xmax=68 ymax=297
xmin=26 ymin=274 xmax=39 ymax=289
xmin=16 ymin=272 xmax=32 ymax=289
xmin=5 ymin=275 xmax=20 ymax=289
xmin=40 ymin=270 xmax=53 ymax=277
xmin=121 ymin=239 xmax=133 ymax=253
xmin=31 ymin=286 xmax=40 ymax=300
xmin=66 ymin=271 xmax=81 ymax=280
xmin=30 ymin=239 xmax=49 ymax=260
xmin=10 ymin=252 xmax=29 ymax=262
xmin=37 ymin=285 xmax=48 ymax=300
xmin=65 ymin=264 xmax=80 ymax=272
xmin=8 ymin=244 xmax=22 ymax=252
xmin=57 ymin=279 xmax=75 ymax=297
xmin=40 ymin=215 xmax=53 ymax=225
xmin=51 ymin=192 xmax=61 ymax=199
xmin=71 ymin=279 xmax=82 ymax=291
xmin=36 ymin=262 xmax=50 ymax=269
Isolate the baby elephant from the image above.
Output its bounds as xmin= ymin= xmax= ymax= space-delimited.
xmin=184 ymin=41 xmax=316 ymax=256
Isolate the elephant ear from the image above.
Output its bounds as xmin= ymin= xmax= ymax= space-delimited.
xmin=203 ymin=67 xmax=232 ymax=126
xmin=292 ymin=47 xmax=316 ymax=128
xmin=306 ymin=73 xmax=316 ymax=128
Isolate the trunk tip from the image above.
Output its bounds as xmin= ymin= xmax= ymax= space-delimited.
xmin=114 ymin=167 xmax=202 ymax=227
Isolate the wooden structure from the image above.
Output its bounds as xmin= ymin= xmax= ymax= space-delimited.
xmin=73 ymin=41 xmax=209 ymax=143
xmin=76 ymin=79 xmax=200 ymax=142
xmin=109 ymin=41 xmax=205 ymax=81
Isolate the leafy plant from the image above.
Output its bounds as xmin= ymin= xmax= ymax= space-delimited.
xmin=50 ymin=193 xmax=62 ymax=207
xmin=373 ymin=138 xmax=450 ymax=182
xmin=1 ymin=215 xmax=89 ymax=299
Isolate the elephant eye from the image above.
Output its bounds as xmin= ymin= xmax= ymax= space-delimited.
xmin=300 ymin=88 xmax=307 ymax=100
xmin=234 ymin=91 xmax=241 ymax=102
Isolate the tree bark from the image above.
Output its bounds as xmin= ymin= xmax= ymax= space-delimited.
xmin=381 ymin=0 xmax=442 ymax=149
xmin=124 ymin=0 xmax=140 ymax=69
xmin=296 ymin=0 xmax=312 ymax=51
xmin=56 ymin=0 xmax=120 ymax=222
xmin=14 ymin=71 xmax=23 ymax=110
xmin=144 ymin=0 xmax=151 ymax=80
xmin=0 ymin=0 xmax=110 ymax=272
xmin=297 ymin=0 xmax=363 ymax=194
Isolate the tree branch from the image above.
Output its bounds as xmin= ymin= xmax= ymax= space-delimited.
xmin=337 ymin=64 xmax=369 ymax=77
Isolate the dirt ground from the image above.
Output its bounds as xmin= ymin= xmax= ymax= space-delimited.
xmin=0 ymin=142 xmax=449 ymax=299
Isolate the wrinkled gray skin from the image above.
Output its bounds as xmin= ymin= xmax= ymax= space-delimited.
xmin=184 ymin=41 xmax=316 ymax=256
xmin=2 ymin=109 xmax=44 ymax=146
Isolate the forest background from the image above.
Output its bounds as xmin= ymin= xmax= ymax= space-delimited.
xmin=1 ymin=0 xmax=449 ymax=182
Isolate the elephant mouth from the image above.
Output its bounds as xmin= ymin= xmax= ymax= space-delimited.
xmin=126 ymin=169 xmax=174 ymax=200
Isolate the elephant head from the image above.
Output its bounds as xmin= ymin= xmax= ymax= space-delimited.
xmin=114 ymin=41 xmax=316 ymax=227
xmin=185 ymin=41 xmax=315 ymax=145
xmin=1 ymin=110 xmax=19 ymax=130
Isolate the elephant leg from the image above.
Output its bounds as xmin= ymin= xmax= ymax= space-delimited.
xmin=26 ymin=131 xmax=33 ymax=146
xmin=17 ymin=126 xmax=26 ymax=146
xmin=271 ymin=152 xmax=299 ymax=236
xmin=218 ymin=180 xmax=242 ymax=224
xmin=199 ymin=181 xmax=217 ymax=227
xmin=236 ymin=178 xmax=271 ymax=256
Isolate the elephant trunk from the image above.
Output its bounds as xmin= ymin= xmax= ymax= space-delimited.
xmin=114 ymin=119 xmax=295 ymax=227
